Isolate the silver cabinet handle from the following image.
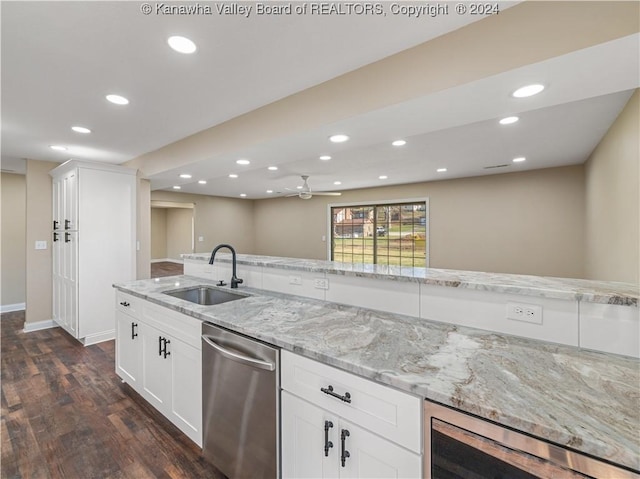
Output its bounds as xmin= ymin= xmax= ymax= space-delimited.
xmin=202 ymin=335 xmax=276 ymax=371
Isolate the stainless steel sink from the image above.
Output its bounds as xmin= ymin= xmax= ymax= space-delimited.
xmin=163 ymin=286 xmax=248 ymax=306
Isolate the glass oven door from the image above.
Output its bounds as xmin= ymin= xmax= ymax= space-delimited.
xmin=425 ymin=401 xmax=639 ymax=479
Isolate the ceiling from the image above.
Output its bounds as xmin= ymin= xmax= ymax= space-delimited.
xmin=1 ymin=1 xmax=501 ymax=167
xmin=2 ymin=2 xmax=638 ymax=199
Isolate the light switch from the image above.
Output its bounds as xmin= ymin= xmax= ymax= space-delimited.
xmin=35 ymin=240 xmax=47 ymax=250
xmin=198 ymin=236 xmax=204 ymax=242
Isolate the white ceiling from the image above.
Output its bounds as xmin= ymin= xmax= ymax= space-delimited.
xmin=1 ymin=1 xmax=501 ymax=166
xmin=2 ymin=2 xmax=638 ymax=199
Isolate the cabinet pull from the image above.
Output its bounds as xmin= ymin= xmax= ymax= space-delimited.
xmin=53 ymin=220 xmax=59 ymax=230
xmin=64 ymin=232 xmax=71 ymax=243
xmin=131 ymin=322 xmax=138 ymax=339
xmin=120 ymin=301 xmax=130 ymax=307
xmin=340 ymin=429 xmax=350 ymax=467
xmin=159 ymin=337 xmax=171 ymax=358
xmin=320 ymin=385 xmax=351 ymax=403
xmin=53 ymin=232 xmax=59 ymax=242
xmin=64 ymin=219 xmax=71 ymax=230
xmin=324 ymin=420 xmax=334 ymax=457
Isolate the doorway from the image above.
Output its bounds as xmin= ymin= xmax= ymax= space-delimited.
xmin=150 ymin=201 xmax=194 ymax=275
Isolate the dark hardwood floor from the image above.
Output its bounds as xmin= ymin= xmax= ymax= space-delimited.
xmin=150 ymin=262 xmax=184 ymax=278
xmin=1 ymin=310 xmax=225 ymax=479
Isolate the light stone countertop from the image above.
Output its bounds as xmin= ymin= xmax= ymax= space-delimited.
xmin=114 ymin=275 xmax=640 ymax=471
xmin=182 ymin=253 xmax=639 ymax=306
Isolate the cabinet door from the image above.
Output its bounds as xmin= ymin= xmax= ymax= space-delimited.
xmin=63 ymin=170 xmax=78 ymax=230
xmin=141 ymin=322 xmax=172 ymax=413
xmin=339 ymin=419 xmax=422 ymax=479
xmin=52 ymin=176 xmax=63 ymax=229
xmin=62 ymin=232 xmax=78 ymax=337
xmin=282 ymin=392 xmax=339 ymax=479
xmin=115 ymin=312 xmax=141 ymax=385
xmin=169 ymin=339 xmax=201 ymax=446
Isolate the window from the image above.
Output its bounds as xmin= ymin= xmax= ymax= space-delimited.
xmin=330 ymin=200 xmax=428 ymax=267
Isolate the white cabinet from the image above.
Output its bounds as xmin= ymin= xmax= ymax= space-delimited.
xmin=51 ymin=160 xmax=136 ymax=345
xmin=114 ymin=292 xmax=202 ymax=447
xmin=115 ymin=306 xmax=141 ymax=386
xmin=281 ymin=351 xmax=422 ymax=478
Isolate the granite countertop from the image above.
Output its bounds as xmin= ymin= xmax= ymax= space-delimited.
xmin=114 ymin=275 xmax=639 ymax=471
xmin=182 ymin=253 xmax=639 ymax=306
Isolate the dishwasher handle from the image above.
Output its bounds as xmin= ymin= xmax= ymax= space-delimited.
xmin=202 ymin=335 xmax=276 ymax=371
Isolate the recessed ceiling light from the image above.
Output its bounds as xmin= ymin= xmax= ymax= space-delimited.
xmin=512 ymin=84 xmax=544 ymax=98
xmin=266 ymin=190 xmax=274 ymax=194
xmin=268 ymin=166 xmax=278 ymax=171
xmin=392 ymin=140 xmax=406 ymax=147
xmin=329 ymin=134 xmax=349 ymax=143
xmin=236 ymin=159 xmax=250 ymax=165
xmin=172 ymin=186 xmax=181 ymax=190
xmin=229 ymin=174 xmax=238 ymax=178
xmin=167 ymin=36 xmax=197 ymax=54
xmin=379 ymin=175 xmax=388 ymax=180
xmin=512 ymin=157 xmax=526 ymax=163
xmin=499 ymin=116 xmax=519 ymax=125
xmin=50 ymin=145 xmax=67 ymax=151
xmin=240 ymin=193 xmax=247 ymax=198
xmin=106 ymin=94 xmax=129 ymax=105
xmin=334 ymin=181 xmax=342 ymax=185
xmin=179 ymin=174 xmax=192 ymax=179
xmin=198 ymin=180 xmax=207 ymax=184
xmin=437 ymin=168 xmax=447 ymax=173
xmin=71 ymin=126 xmax=91 ymax=134
xmin=319 ymin=155 xmax=332 ymax=161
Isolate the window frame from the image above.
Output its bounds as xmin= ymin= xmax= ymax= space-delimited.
xmin=327 ymin=197 xmax=430 ymax=267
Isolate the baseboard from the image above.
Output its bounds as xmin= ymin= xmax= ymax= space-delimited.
xmin=1 ymin=303 xmax=26 ymax=313
xmin=23 ymin=319 xmax=58 ymax=333
xmin=81 ymin=329 xmax=116 ymax=346
xmin=151 ymin=258 xmax=184 ymax=264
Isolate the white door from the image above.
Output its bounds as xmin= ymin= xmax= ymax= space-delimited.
xmin=170 ymin=339 xmax=202 ymax=446
xmin=63 ymin=170 xmax=78 ymax=231
xmin=115 ymin=311 xmax=142 ymax=385
xmin=339 ymin=419 xmax=422 ymax=479
xmin=141 ymin=322 xmax=172 ymax=413
xmin=62 ymin=231 xmax=78 ymax=337
xmin=281 ymin=392 xmax=339 ymax=479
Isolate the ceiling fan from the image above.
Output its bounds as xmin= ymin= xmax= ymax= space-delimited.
xmin=286 ymin=175 xmax=342 ymax=200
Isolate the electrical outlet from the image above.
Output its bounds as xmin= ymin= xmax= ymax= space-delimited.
xmin=507 ymin=302 xmax=543 ymax=324
xmin=314 ymin=278 xmax=329 ymax=290
xmin=289 ymin=275 xmax=302 ymax=286
xmin=35 ymin=240 xmax=47 ymax=250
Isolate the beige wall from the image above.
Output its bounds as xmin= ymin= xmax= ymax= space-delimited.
xmin=1 ymin=173 xmax=26 ymax=307
xmin=151 ymin=207 xmax=168 ymax=259
xmin=254 ymin=166 xmax=586 ymax=278
xmin=166 ymin=208 xmax=193 ymax=260
xmin=585 ymin=90 xmax=639 ymax=283
xmin=136 ymin=177 xmax=151 ymax=280
xmin=25 ymin=160 xmax=57 ymax=324
xmin=150 ymin=190 xmax=255 ymax=255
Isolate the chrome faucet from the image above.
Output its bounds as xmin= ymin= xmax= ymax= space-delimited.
xmin=209 ymin=244 xmax=243 ymax=289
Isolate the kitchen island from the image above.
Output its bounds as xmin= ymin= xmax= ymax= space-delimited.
xmin=114 ymin=274 xmax=639 ymax=473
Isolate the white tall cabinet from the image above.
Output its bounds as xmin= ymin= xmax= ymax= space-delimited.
xmin=51 ymin=160 xmax=136 ymax=345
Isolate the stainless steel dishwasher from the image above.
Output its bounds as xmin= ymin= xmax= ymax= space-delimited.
xmin=202 ymin=322 xmax=280 ymax=479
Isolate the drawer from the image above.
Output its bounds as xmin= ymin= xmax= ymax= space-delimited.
xmin=116 ymin=291 xmax=139 ymax=317
xmin=141 ymin=300 xmax=202 ymax=349
xmin=281 ymin=350 xmax=421 ymax=453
